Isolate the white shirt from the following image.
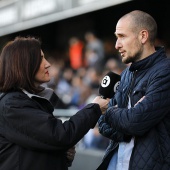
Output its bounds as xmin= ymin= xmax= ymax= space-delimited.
xmin=107 ymin=98 xmax=134 ymax=170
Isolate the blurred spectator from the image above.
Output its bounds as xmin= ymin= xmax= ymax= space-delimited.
xmin=69 ymin=73 xmax=84 ymax=108
xmin=84 ymin=31 xmax=104 ymax=67
xmin=104 ymin=58 xmax=127 ymax=75
xmin=68 ymin=37 xmax=84 ymax=71
xmin=84 ymin=48 xmax=99 ymax=67
xmin=56 ymin=67 xmax=75 ymax=107
xmin=83 ymin=66 xmax=102 ymax=92
xmin=71 ymin=73 xmax=92 ymax=109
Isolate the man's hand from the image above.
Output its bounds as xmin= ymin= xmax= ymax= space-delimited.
xmin=135 ymin=96 xmax=145 ymax=106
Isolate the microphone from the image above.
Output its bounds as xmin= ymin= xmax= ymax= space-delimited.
xmin=99 ymin=71 xmax=120 ymax=99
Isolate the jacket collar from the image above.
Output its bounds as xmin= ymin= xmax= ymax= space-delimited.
xmin=22 ymin=88 xmax=58 ymax=108
xmin=129 ymin=46 xmax=166 ymax=72
xmin=22 ymin=89 xmax=55 ymax=113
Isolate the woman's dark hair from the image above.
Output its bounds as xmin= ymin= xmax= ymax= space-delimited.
xmin=0 ymin=36 xmax=44 ymax=93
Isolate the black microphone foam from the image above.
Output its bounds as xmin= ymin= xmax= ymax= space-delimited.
xmin=99 ymin=71 xmax=120 ymax=99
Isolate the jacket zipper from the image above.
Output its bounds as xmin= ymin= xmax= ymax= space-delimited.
xmin=125 ymin=70 xmax=137 ymax=107
xmin=128 ymin=70 xmax=137 ymax=170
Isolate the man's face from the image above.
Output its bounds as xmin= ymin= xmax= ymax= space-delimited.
xmin=115 ymin=17 xmax=143 ymax=64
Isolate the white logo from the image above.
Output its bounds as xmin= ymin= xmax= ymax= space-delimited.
xmin=114 ymin=81 xmax=120 ymax=92
xmin=101 ymin=76 xmax=110 ymax=87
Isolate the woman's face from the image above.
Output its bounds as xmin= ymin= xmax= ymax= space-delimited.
xmin=34 ymin=50 xmax=51 ymax=86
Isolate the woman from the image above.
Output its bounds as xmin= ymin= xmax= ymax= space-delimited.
xmin=0 ymin=36 xmax=109 ymax=170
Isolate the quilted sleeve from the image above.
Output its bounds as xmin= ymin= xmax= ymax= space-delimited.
xmin=104 ymin=66 xmax=170 ymax=136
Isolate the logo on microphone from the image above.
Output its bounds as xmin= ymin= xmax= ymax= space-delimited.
xmin=114 ymin=81 xmax=120 ymax=92
xmin=101 ymin=76 xmax=110 ymax=87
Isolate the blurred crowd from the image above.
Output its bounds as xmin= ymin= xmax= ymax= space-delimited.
xmin=42 ymin=31 xmax=127 ymax=151
xmin=43 ymin=31 xmax=127 ymax=109
xmin=42 ymin=31 xmax=170 ymax=151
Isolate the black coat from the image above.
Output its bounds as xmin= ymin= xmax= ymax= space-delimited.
xmin=0 ymin=90 xmax=101 ymax=170
xmin=97 ymin=47 xmax=170 ymax=170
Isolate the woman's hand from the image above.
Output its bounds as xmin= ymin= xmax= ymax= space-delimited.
xmin=92 ymin=96 xmax=110 ymax=114
xmin=66 ymin=146 xmax=76 ymax=163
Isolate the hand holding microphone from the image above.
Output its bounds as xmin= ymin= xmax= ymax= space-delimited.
xmin=92 ymin=71 xmax=121 ymax=114
xmin=92 ymin=96 xmax=110 ymax=114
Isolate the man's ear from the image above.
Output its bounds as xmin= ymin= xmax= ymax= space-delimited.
xmin=140 ymin=29 xmax=148 ymax=44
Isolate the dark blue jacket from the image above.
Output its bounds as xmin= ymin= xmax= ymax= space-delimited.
xmin=97 ymin=47 xmax=170 ymax=170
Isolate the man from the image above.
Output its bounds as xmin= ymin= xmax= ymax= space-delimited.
xmin=97 ymin=10 xmax=170 ymax=170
